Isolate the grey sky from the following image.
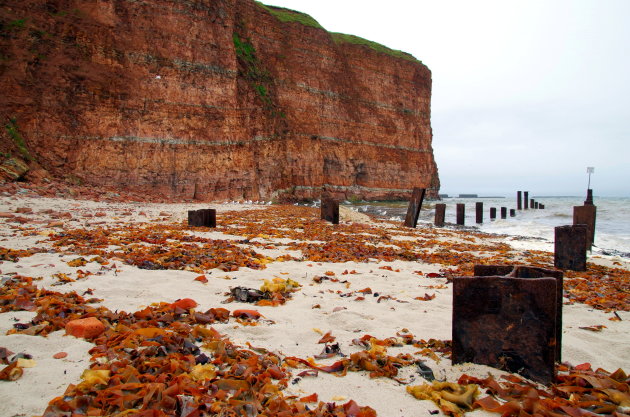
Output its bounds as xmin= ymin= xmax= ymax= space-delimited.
xmin=262 ymin=0 xmax=630 ymax=197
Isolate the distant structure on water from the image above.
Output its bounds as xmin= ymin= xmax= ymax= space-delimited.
xmin=459 ymin=194 xmax=478 ymax=198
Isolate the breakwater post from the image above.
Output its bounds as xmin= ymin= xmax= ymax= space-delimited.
xmin=321 ymin=197 xmax=339 ymax=224
xmin=188 ymin=209 xmax=216 ymax=227
xmin=453 ymin=265 xmax=560 ymax=384
xmin=456 ymin=203 xmax=465 ymax=225
xmin=574 ymin=205 xmax=596 ymax=251
xmin=554 ymin=225 xmax=587 ymax=271
xmin=524 ymin=192 xmax=529 ymax=209
xmin=585 ymin=189 xmax=594 ymax=205
xmin=434 ymin=203 xmax=446 ymax=227
xmin=501 ymin=207 xmax=507 ymax=219
xmin=404 ymin=187 xmax=426 ymax=228
xmin=517 ymin=191 xmax=522 ymax=210
xmin=490 ymin=207 xmax=496 ymax=220
xmin=510 ymin=209 xmax=516 ymax=217
xmin=530 ymin=198 xmax=535 ymax=209
xmin=476 ymin=202 xmax=483 ymax=224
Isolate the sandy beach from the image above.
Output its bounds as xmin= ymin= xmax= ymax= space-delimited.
xmin=0 ymin=190 xmax=628 ymax=417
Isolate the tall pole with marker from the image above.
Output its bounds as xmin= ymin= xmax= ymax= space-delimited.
xmin=585 ymin=167 xmax=594 ymax=205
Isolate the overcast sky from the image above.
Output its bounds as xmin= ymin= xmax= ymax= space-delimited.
xmin=263 ymin=0 xmax=630 ymax=197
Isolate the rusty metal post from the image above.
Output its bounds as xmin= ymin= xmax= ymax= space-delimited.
xmin=188 ymin=209 xmax=216 ymax=228
xmin=530 ymin=199 xmax=535 ymax=209
xmin=524 ymin=192 xmax=529 ymax=209
xmin=321 ymin=198 xmax=339 ymax=224
xmin=490 ymin=207 xmax=496 ymax=220
xmin=554 ymin=225 xmax=587 ymax=271
xmin=472 ymin=264 xmax=563 ymax=362
xmin=540 ymin=204 xmax=545 ymax=209
xmin=500 ymin=207 xmax=507 ymax=219
xmin=475 ymin=202 xmax=483 ymax=224
xmin=510 ymin=209 xmax=516 ymax=217
xmin=452 ymin=275 xmax=558 ymax=384
xmin=517 ymin=191 xmax=522 ymax=210
xmin=404 ymin=188 xmax=426 ymax=228
xmin=536 ymin=202 xmax=540 ymax=209
xmin=573 ymin=205 xmax=596 ymax=251
xmin=456 ymin=203 xmax=465 ymax=225
xmin=434 ymin=203 xmax=446 ymax=227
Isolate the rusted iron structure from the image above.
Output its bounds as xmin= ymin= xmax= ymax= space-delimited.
xmin=321 ymin=197 xmax=339 ymax=224
xmin=554 ymin=225 xmax=587 ymax=271
xmin=188 ymin=209 xmax=216 ymax=227
xmin=500 ymin=207 xmax=507 ymax=219
xmin=524 ymin=192 xmax=529 ymax=209
xmin=453 ymin=264 xmax=563 ymax=384
xmin=574 ymin=205 xmax=596 ymax=251
xmin=490 ymin=207 xmax=496 ymax=220
xmin=517 ymin=191 xmax=522 ymax=210
xmin=476 ymin=202 xmax=483 ymax=224
xmin=456 ymin=203 xmax=465 ymax=225
xmin=434 ymin=203 xmax=446 ymax=227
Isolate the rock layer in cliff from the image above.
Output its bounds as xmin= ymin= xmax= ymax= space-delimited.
xmin=0 ymin=0 xmax=439 ymax=201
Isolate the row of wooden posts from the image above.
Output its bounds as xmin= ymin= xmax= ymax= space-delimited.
xmin=403 ymin=188 xmax=545 ymax=228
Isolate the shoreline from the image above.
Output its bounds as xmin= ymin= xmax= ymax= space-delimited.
xmin=0 ymin=194 xmax=628 ymax=416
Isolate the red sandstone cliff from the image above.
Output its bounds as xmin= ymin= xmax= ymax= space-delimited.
xmin=0 ymin=0 xmax=439 ymax=201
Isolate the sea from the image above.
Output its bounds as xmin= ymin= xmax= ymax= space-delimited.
xmin=342 ymin=196 xmax=630 ymax=259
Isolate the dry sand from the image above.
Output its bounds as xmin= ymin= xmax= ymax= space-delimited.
xmin=0 ymin=194 xmax=628 ymax=417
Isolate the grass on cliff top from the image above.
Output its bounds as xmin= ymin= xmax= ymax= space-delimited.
xmin=255 ymin=2 xmax=324 ymax=29
xmin=256 ymin=2 xmax=420 ymax=63
xmin=330 ymin=32 xmax=420 ymax=63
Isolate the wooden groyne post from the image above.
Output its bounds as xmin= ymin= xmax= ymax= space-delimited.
xmin=501 ymin=207 xmax=507 ymax=219
xmin=490 ymin=207 xmax=496 ymax=220
xmin=517 ymin=191 xmax=522 ymax=210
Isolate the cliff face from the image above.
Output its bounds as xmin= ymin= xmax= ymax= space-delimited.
xmin=0 ymin=0 xmax=440 ymax=201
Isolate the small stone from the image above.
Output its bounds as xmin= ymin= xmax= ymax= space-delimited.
xmin=65 ymin=317 xmax=106 ymax=339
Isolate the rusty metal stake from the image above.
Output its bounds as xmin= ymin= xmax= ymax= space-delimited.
xmin=476 ymin=202 xmax=483 ymax=224
xmin=524 ymin=192 xmax=529 ymax=209
xmin=490 ymin=207 xmax=496 ymax=220
xmin=404 ymin=188 xmax=426 ymax=228
xmin=517 ymin=191 xmax=522 ymax=210
xmin=188 ymin=209 xmax=216 ymax=228
xmin=554 ymin=225 xmax=587 ymax=271
xmin=321 ymin=197 xmax=339 ymax=224
xmin=456 ymin=203 xmax=465 ymax=225
xmin=573 ymin=205 xmax=596 ymax=251
xmin=434 ymin=203 xmax=446 ymax=227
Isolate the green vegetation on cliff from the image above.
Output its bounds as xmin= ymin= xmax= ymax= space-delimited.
xmin=330 ymin=32 xmax=420 ymax=63
xmin=256 ymin=2 xmax=420 ymax=63
xmin=255 ymin=3 xmax=324 ymax=29
xmin=4 ymin=118 xmax=33 ymax=161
